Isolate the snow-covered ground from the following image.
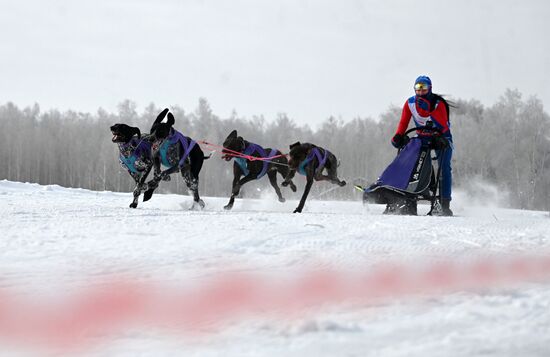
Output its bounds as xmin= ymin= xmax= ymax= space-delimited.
xmin=1 ymin=180 xmax=550 ymax=356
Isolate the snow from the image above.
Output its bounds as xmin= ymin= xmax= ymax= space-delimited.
xmin=1 ymin=179 xmax=550 ymax=356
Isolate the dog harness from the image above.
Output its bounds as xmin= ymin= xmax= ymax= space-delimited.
xmin=298 ymin=147 xmax=329 ymax=176
xmin=119 ymin=138 xmax=151 ymax=174
xmin=234 ymin=143 xmax=277 ymax=179
xmin=159 ymin=129 xmax=196 ymax=168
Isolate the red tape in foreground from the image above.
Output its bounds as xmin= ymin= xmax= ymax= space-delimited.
xmin=1 ymin=254 xmax=549 ymax=351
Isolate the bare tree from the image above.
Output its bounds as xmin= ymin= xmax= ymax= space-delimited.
xmin=1 ymin=90 xmax=549 ymax=210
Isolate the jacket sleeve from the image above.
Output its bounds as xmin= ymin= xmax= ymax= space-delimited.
xmin=430 ymin=101 xmax=450 ymax=134
xmin=395 ymin=101 xmax=412 ymax=135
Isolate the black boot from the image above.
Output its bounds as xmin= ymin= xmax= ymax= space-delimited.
xmin=383 ymin=203 xmax=397 ymax=215
xmin=404 ymin=199 xmax=417 ymax=215
xmin=441 ymin=199 xmax=453 ymax=216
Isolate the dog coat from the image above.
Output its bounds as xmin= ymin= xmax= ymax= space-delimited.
xmin=298 ymin=147 xmax=329 ymax=176
xmin=234 ymin=143 xmax=277 ymax=179
xmin=119 ymin=138 xmax=152 ymax=173
xmin=159 ymin=130 xmax=196 ymax=168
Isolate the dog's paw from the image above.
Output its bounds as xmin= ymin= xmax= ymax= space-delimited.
xmin=339 ymin=180 xmax=346 ymax=187
xmin=162 ymin=174 xmax=171 ymax=182
xmin=278 ymin=197 xmax=286 ymax=203
xmin=189 ymin=200 xmax=205 ymax=211
xmin=223 ymin=204 xmax=233 ymax=210
xmin=293 ymin=207 xmax=302 ymax=213
xmin=143 ymin=189 xmax=154 ymax=202
xmin=197 ymin=199 xmax=205 ymax=209
xmin=281 ymin=181 xmax=289 ymax=187
xmin=129 ymin=202 xmax=138 ymax=208
xmin=290 ymin=183 xmax=297 ymax=192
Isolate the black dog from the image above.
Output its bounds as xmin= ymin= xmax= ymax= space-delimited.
xmin=282 ymin=142 xmax=346 ymax=213
xmin=110 ymin=123 xmax=153 ymax=208
xmin=221 ymin=130 xmax=297 ymax=210
xmin=143 ymin=109 xmax=209 ymax=209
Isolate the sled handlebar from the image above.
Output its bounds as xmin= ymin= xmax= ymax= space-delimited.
xmin=398 ymin=125 xmax=448 ymax=156
xmin=404 ymin=125 xmax=443 ymax=136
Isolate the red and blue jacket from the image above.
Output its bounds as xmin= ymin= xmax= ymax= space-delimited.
xmin=395 ymin=96 xmax=451 ymax=138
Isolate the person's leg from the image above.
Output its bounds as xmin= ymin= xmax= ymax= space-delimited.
xmin=439 ymin=142 xmax=453 ymax=216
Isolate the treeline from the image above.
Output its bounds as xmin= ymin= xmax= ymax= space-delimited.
xmin=1 ymin=89 xmax=549 ymax=210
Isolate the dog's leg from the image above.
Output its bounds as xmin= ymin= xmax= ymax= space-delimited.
xmin=189 ymin=179 xmax=205 ymax=209
xmin=224 ymin=164 xmax=243 ymax=210
xmin=143 ymin=156 xmax=162 ymax=201
xmin=143 ymin=180 xmax=158 ymax=202
xmin=140 ymin=163 xmax=153 ymax=189
xmin=224 ymin=174 xmax=256 ymax=210
xmin=152 ymin=155 xmax=161 ymax=179
xmin=278 ymin=165 xmax=297 ymax=192
xmin=281 ymin=168 xmax=297 ymax=189
xmin=320 ymin=156 xmax=346 ymax=187
xmin=149 ymin=152 xmax=173 ymax=182
xmin=129 ymin=172 xmax=142 ymax=208
xmin=144 ymin=163 xmax=179 ymax=202
xmin=160 ymin=165 xmax=181 ymax=178
xmin=224 ymin=170 xmax=241 ymax=210
xmin=315 ymin=173 xmax=346 ymax=186
xmin=130 ymin=165 xmax=152 ymax=208
xmin=188 ymin=146 xmax=205 ymax=208
xmin=182 ymin=166 xmax=205 ymax=209
xmin=294 ymin=175 xmax=314 ymax=213
xmin=268 ymin=170 xmax=285 ymax=202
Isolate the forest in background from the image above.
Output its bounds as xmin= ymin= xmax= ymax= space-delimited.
xmin=1 ymin=89 xmax=549 ymax=210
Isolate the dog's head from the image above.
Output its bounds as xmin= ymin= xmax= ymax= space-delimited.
xmin=287 ymin=142 xmax=309 ymax=169
xmin=149 ymin=108 xmax=173 ymax=141
xmin=110 ymin=124 xmax=141 ymax=143
xmin=221 ymin=130 xmax=246 ymax=161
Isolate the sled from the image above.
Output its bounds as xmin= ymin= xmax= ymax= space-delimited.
xmin=359 ymin=125 xmax=448 ymax=215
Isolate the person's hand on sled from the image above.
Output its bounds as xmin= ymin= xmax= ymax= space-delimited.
xmin=432 ymin=135 xmax=449 ymax=150
xmin=391 ymin=133 xmax=409 ymax=149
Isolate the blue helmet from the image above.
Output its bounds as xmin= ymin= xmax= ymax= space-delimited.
xmin=414 ymin=75 xmax=432 ymax=89
xmin=414 ymin=76 xmax=433 ymax=100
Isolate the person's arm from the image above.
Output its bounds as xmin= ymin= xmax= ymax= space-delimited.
xmin=391 ymin=101 xmax=412 ymax=148
xmin=395 ymin=101 xmax=412 ymax=135
xmin=430 ymin=101 xmax=450 ymax=134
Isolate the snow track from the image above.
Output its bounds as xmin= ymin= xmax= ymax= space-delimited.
xmin=1 ymin=180 xmax=550 ymax=356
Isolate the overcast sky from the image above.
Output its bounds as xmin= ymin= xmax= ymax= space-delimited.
xmin=1 ymin=0 xmax=549 ymax=127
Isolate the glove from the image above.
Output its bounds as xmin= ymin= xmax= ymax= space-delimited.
xmin=391 ymin=134 xmax=409 ymax=149
xmin=432 ymin=135 xmax=449 ymax=150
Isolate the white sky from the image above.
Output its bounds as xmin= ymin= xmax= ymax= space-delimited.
xmin=1 ymin=0 xmax=549 ymax=126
